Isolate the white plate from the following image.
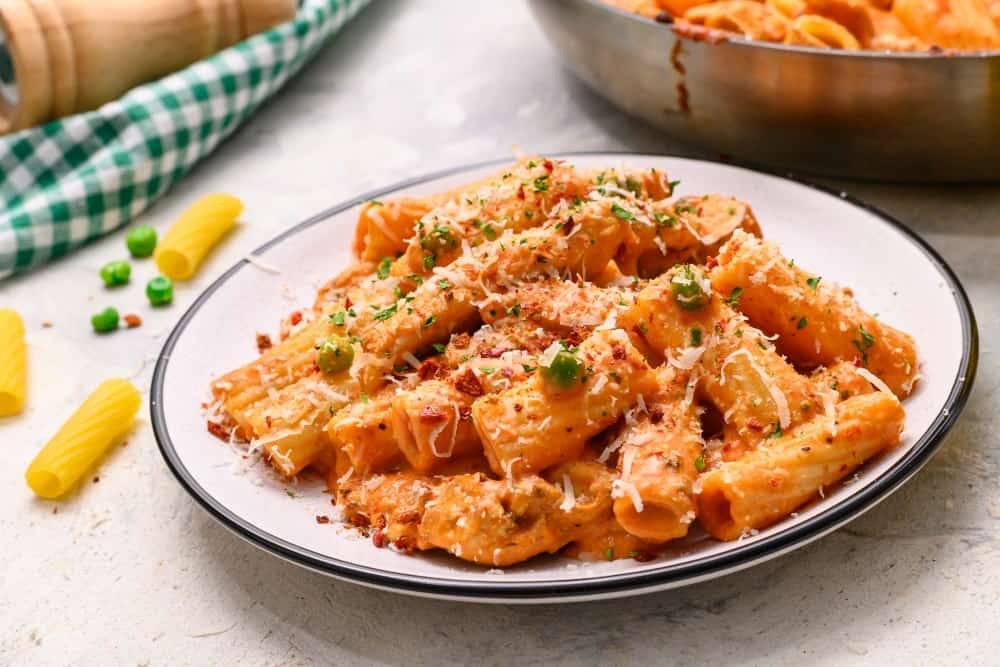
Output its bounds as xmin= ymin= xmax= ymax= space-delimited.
xmin=151 ymin=154 xmax=977 ymax=603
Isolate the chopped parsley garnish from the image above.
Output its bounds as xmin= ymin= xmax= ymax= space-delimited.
xmin=690 ymin=327 xmax=702 ymax=346
xmin=367 ymin=199 xmax=382 ymax=206
xmin=285 ymin=489 xmax=296 ymax=497
xmin=376 ymin=256 xmax=392 ymax=279
xmin=694 ymin=456 xmax=706 ymax=472
xmin=423 ymin=254 xmax=437 ymax=269
xmin=483 ymin=224 xmax=497 ymax=240
xmin=527 ymin=160 xmax=537 ymax=168
xmin=432 ymin=343 xmax=447 ymax=354
xmin=407 ymin=274 xmax=424 ymax=285
xmin=724 ymin=287 xmax=744 ymax=308
xmin=522 ymin=364 xmax=537 ymax=373
xmin=806 ymin=276 xmax=822 ymax=293
xmin=373 ymin=304 xmax=398 ymax=321
xmin=359 ymin=393 xmax=369 ymax=404
xmin=668 ymin=179 xmax=681 ymax=191
xmin=604 ymin=547 xmax=614 ymax=561
xmin=506 ymin=304 xmax=522 ymax=316
xmin=524 ymin=210 xmax=534 ymax=219
xmin=653 ymin=211 xmax=677 ymax=228
xmin=479 ymin=367 xmax=496 ymax=375
xmin=533 ymin=175 xmax=549 ymax=192
xmin=421 ymin=315 xmax=437 ymax=329
xmin=769 ymin=423 xmax=783 ymax=439
xmin=625 ymin=177 xmax=642 ymax=196
xmin=349 ymin=335 xmax=363 ymax=344
xmin=437 ymin=279 xmax=452 ymax=290
xmin=330 ymin=311 xmax=346 ymax=326
xmin=611 ymin=203 xmax=634 ymax=221
xmin=676 ymin=204 xmax=697 ymax=215
xmin=797 ymin=317 xmax=808 ymax=329
xmin=852 ymin=323 xmax=876 ymax=364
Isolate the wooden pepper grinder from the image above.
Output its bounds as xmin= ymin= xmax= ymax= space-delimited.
xmin=0 ymin=0 xmax=297 ymax=134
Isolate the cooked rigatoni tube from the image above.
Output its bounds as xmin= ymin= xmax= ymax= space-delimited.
xmin=416 ymin=472 xmax=604 ymax=566
xmin=353 ymin=168 xmax=510 ymax=261
xmin=360 ymin=204 xmax=628 ymax=375
xmin=211 ymin=278 xmax=397 ymax=430
xmin=329 ymin=387 xmax=411 ymax=474
xmin=391 ymin=319 xmax=549 ymax=472
xmin=696 ymin=391 xmax=904 ymax=540
xmin=473 ymin=329 xmax=657 ymax=476
xmin=390 ymin=158 xmax=593 ymax=280
xmin=338 ymin=473 xmax=439 ymax=549
xmin=616 ymin=194 xmax=763 ymax=277
xmin=612 ymin=370 xmax=706 ymax=544
xmin=154 ymin=193 xmax=243 ymax=280
xmin=391 ymin=380 xmax=482 ymax=472
xmin=25 ymin=379 xmax=141 ymax=499
xmin=711 ymin=230 xmax=919 ymax=397
xmin=620 ymin=266 xmax=819 ymax=443
xmin=353 ymin=198 xmax=435 ymax=262
xmin=0 ymin=308 xmax=27 ymax=416
xmin=243 ymin=372 xmax=359 ymax=477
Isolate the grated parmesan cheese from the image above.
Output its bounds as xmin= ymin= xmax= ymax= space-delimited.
xmin=856 ymin=367 xmax=894 ymax=396
xmin=559 ymin=474 xmax=576 ymax=512
xmin=719 ymin=349 xmax=791 ymax=428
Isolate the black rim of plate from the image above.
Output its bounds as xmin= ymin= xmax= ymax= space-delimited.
xmin=151 ymin=153 xmax=978 ymax=601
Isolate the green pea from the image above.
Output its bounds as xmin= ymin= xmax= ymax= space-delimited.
xmin=126 ymin=225 xmax=158 ymax=258
xmin=317 ymin=335 xmax=355 ymax=374
xmin=670 ymin=264 xmax=711 ymax=310
xmin=91 ymin=307 xmax=119 ymax=333
xmin=99 ymin=260 xmax=131 ymax=287
xmin=146 ymin=276 xmax=173 ymax=307
xmin=542 ymin=349 xmax=581 ymax=388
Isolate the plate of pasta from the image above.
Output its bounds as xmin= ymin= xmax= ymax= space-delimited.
xmin=151 ymin=154 xmax=976 ymax=602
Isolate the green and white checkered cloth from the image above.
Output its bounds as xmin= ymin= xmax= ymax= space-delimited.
xmin=0 ymin=0 xmax=369 ymax=280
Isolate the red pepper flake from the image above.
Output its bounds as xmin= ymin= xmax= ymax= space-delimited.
xmin=562 ymin=217 xmax=575 ymax=236
xmin=514 ymin=403 xmax=523 ymax=412
xmin=372 ymin=530 xmax=386 ymax=548
xmin=769 ymin=476 xmax=782 ymax=488
xmin=543 ymin=159 xmax=554 ymax=171
xmin=123 ymin=313 xmax=142 ymax=328
xmin=418 ymin=358 xmax=441 ymax=380
xmin=289 ymin=310 xmax=303 ymax=326
xmin=265 ymin=415 xmax=273 ymax=428
xmin=256 ymin=332 xmax=273 ymax=353
xmin=517 ymin=184 xmax=525 ymax=200
xmin=611 ymin=344 xmax=627 ymax=361
xmin=453 ymin=368 xmax=484 ymax=397
xmin=206 ymin=421 xmax=230 ymax=441
xmin=344 ymin=296 xmax=353 ymax=308
xmin=419 ymin=405 xmax=446 ymax=424
xmin=315 ymin=515 xmax=331 ymax=524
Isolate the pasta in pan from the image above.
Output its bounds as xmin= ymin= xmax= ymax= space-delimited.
xmin=604 ymin=0 xmax=1000 ymax=51
xmin=207 ymin=157 xmax=916 ymax=566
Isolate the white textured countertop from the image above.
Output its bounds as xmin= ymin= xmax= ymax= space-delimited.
xmin=2 ymin=1 xmax=998 ymax=665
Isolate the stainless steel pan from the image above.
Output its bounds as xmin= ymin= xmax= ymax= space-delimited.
xmin=528 ymin=0 xmax=1000 ymax=182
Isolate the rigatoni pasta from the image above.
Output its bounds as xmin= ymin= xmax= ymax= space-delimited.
xmin=206 ymin=158 xmax=918 ymax=567
xmin=26 ymin=379 xmax=141 ymax=499
xmin=155 ymin=193 xmax=243 ymax=280
xmin=0 ymin=308 xmax=27 ymax=417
